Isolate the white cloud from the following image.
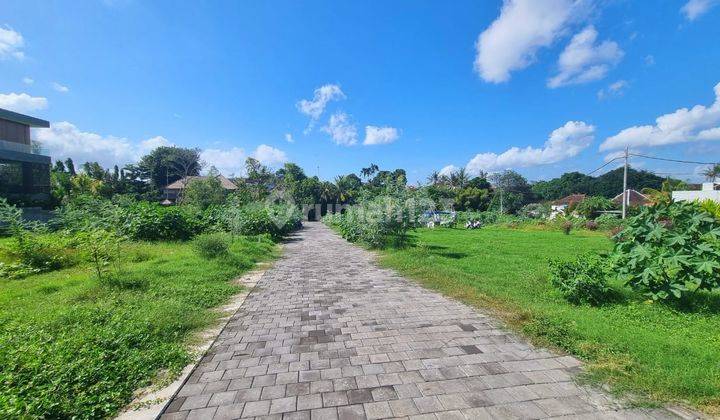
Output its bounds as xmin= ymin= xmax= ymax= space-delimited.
xmin=321 ymin=112 xmax=358 ymax=146
xmin=52 ymin=82 xmax=70 ymax=93
xmin=465 ymin=120 xmax=595 ymax=175
xmin=548 ymin=26 xmax=623 ymax=88
xmin=644 ymin=54 xmax=655 ymax=66
xmin=0 ymin=92 xmax=48 ymax=113
xmin=439 ymin=165 xmax=459 ymax=177
xmin=296 ymin=84 xmax=345 ymax=130
xmin=22 ymin=77 xmax=34 ymax=85
xmin=34 ymin=122 xmax=167 ymax=168
xmin=201 ymin=144 xmax=288 ymax=176
xmin=201 ymin=147 xmax=246 ymax=176
xmin=681 ymin=0 xmax=718 ymax=21
xmin=285 ymin=133 xmax=294 ymax=143
xmin=363 ymin=125 xmax=399 ymax=145
xmin=0 ymin=26 xmax=24 ymax=60
xmin=600 ymin=81 xmax=720 ymax=151
xmin=597 ymin=79 xmax=629 ymax=100
xmin=139 ymin=136 xmax=173 ymax=154
xmin=252 ymin=144 xmax=288 ymax=167
xmin=474 ymin=0 xmax=588 ymax=83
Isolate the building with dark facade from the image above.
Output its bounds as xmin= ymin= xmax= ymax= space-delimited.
xmin=0 ymin=108 xmax=52 ymax=205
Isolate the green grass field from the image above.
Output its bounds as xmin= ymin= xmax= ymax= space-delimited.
xmin=379 ymin=227 xmax=720 ymax=414
xmin=0 ymin=235 xmax=277 ymax=419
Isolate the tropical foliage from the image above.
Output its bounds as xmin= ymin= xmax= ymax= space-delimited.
xmin=613 ymin=201 xmax=720 ymax=300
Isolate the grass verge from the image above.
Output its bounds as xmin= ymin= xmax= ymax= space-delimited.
xmin=378 ymin=226 xmax=720 ymax=414
xmin=0 ymin=235 xmax=277 ymax=419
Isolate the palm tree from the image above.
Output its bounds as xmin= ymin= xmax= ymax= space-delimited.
xmin=360 ymin=163 xmax=379 ymax=180
xmin=427 ymin=171 xmax=440 ymax=185
xmin=702 ymin=163 xmax=720 ymax=182
xmin=449 ymin=168 xmax=469 ymax=189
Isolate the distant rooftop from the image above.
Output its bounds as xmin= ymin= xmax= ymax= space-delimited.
xmin=0 ymin=107 xmax=50 ymax=128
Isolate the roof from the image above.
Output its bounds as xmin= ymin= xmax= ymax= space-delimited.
xmin=0 ymin=108 xmax=50 ymax=128
xmin=552 ymin=194 xmax=587 ymax=206
xmin=164 ymin=174 xmax=238 ymax=190
xmin=612 ymin=189 xmax=649 ymax=206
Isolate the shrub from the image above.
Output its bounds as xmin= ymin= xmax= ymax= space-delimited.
xmin=181 ymin=175 xmax=227 ymax=210
xmin=57 ymin=195 xmax=122 ymax=232
xmin=324 ymin=193 xmax=432 ymax=248
xmin=562 ymin=220 xmax=573 ymax=235
xmin=700 ymin=199 xmax=720 ymax=220
xmin=76 ymin=230 xmax=124 ymax=281
xmin=595 ymin=213 xmax=623 ymax=230
xmin=13 ymin=234 xmax=75 ymax=271
xmin=519 ymin=203 xmax=550 ymax=219
xmin=0 ymin=262 xmax=43 ymax=279
xmin=223 ymin=203 xmax=301 ymax=241
xmin=612 ymin=201 xmax=720 ymax=300
xmin=120 ymin=202 xmax=201 ymax=241
xmin=192 ymin=233 xmax=231 ymax=259
xmin=548 ymin=253 xmax=611 ymax=306
xmin=585 ymin=220 xmax=598 ymax=231
xmin=574 ymin=196 xmax=616 ymax=219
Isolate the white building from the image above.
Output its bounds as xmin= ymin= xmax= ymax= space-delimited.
xmin=672 ymin=183 xmax=720 ymax=203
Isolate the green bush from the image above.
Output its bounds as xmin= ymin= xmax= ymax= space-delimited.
xmin=613 ymin=201 xmax=720 ymax=300
xmin=13 ymin=234 xmax=75 ymax=271
xmin=519 ymin=203 xmax=550 ymax=219
xmin=76 ymin=230 xmax=124 ymax=281
xmin=120 ymin=202 xmax=202 ymax=241
xmin=324 ymin=194 xmax=430 ymax=248
xmin=192 ymin=233 xmax=231 ymax=259
xmin=595 ymin=213 xmax=623 ymax=230
xmin=548 ymin=253 xmax=611 ymax=305
xmin=573 ymin=196 xmax=615 ymax=219
xmin=223 ymin=203 xmax=301 ymax=240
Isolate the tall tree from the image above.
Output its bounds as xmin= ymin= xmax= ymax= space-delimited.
xmin=65 ymin=158 xmax=76 ymax=176
xmin=135 ymin=146 xmax=202 ymax=189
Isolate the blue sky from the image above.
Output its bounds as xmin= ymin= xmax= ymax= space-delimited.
xmin=1 ymin=0 xmax=719 ymax=184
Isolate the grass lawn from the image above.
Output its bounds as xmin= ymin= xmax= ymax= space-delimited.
xmin=379 ymin=226 xmax=720 ymax=414
xmin=0 ymin=235 xmax=277 ymax=419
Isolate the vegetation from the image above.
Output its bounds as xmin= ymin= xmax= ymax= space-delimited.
xmin=378 ymin=226 xmax=720 ymax=413
xmin=0 ymin=233 xmax=276 ymax=418
xmin=613 ymin=201 xmax=720 ymax=301
xmin=531 ymin=168 xmax=686 ymax=201
xmin=548 ymin=253 xmax=611 ymax=306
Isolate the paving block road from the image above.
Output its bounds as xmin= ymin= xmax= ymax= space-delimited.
xmin=160 ymin=223 xmax=678 ymax=420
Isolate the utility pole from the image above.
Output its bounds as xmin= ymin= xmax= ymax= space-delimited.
xmin=499 ymin=188 xmax=504 ymax=214
xmin=622 ymin=146 xmax=628 ymax=219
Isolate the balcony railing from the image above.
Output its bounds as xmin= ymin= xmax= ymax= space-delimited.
xmin=0 ymin=138 xmax=33 ymax=154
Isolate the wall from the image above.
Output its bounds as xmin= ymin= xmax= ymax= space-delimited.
xmin=0 ymin=119 xmax=30 ymax=145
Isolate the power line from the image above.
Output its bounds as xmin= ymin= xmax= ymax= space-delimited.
xmin=629 ymin=153 xmax=717 ymax=166
xmin=587 ymin=156 xmax=623 ymax=175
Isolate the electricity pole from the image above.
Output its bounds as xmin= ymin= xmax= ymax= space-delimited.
xmin=622 ymin=146 xmax=628 ymax=219
xmin=499 ymin=188 xmax=504 ymax=214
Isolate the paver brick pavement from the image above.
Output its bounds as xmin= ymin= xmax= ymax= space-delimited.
xmin=161 ymin=223 xmax=677 ymax=419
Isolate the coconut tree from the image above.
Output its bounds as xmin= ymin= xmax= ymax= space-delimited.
xmin=702 ymin=163 xmax=720 ymax=182
xmin=427 ymin=171 xmax=440 ymax=185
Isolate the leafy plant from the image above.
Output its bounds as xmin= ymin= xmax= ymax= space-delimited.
xmin=120 ymin=202 xmax=202 ymax=241
xmin=595 ymin=213 xmax=623 ymax=230
xmin=77 ymin=230 xmax=124 ymax=281
xmin=548 ymin=253 xmax=611 ymax=306
xmin=192 ymin=233 xmax=231 ymax=259
xmin=574 ymin=196 xmax=615 ymax=219
xmin=0 ymin=262 xmax=43 ymax=279
xmin=612 ymin=201 xmax=720 ymax=300
xmin=700 ymin=199 xmax=720 ymax=220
